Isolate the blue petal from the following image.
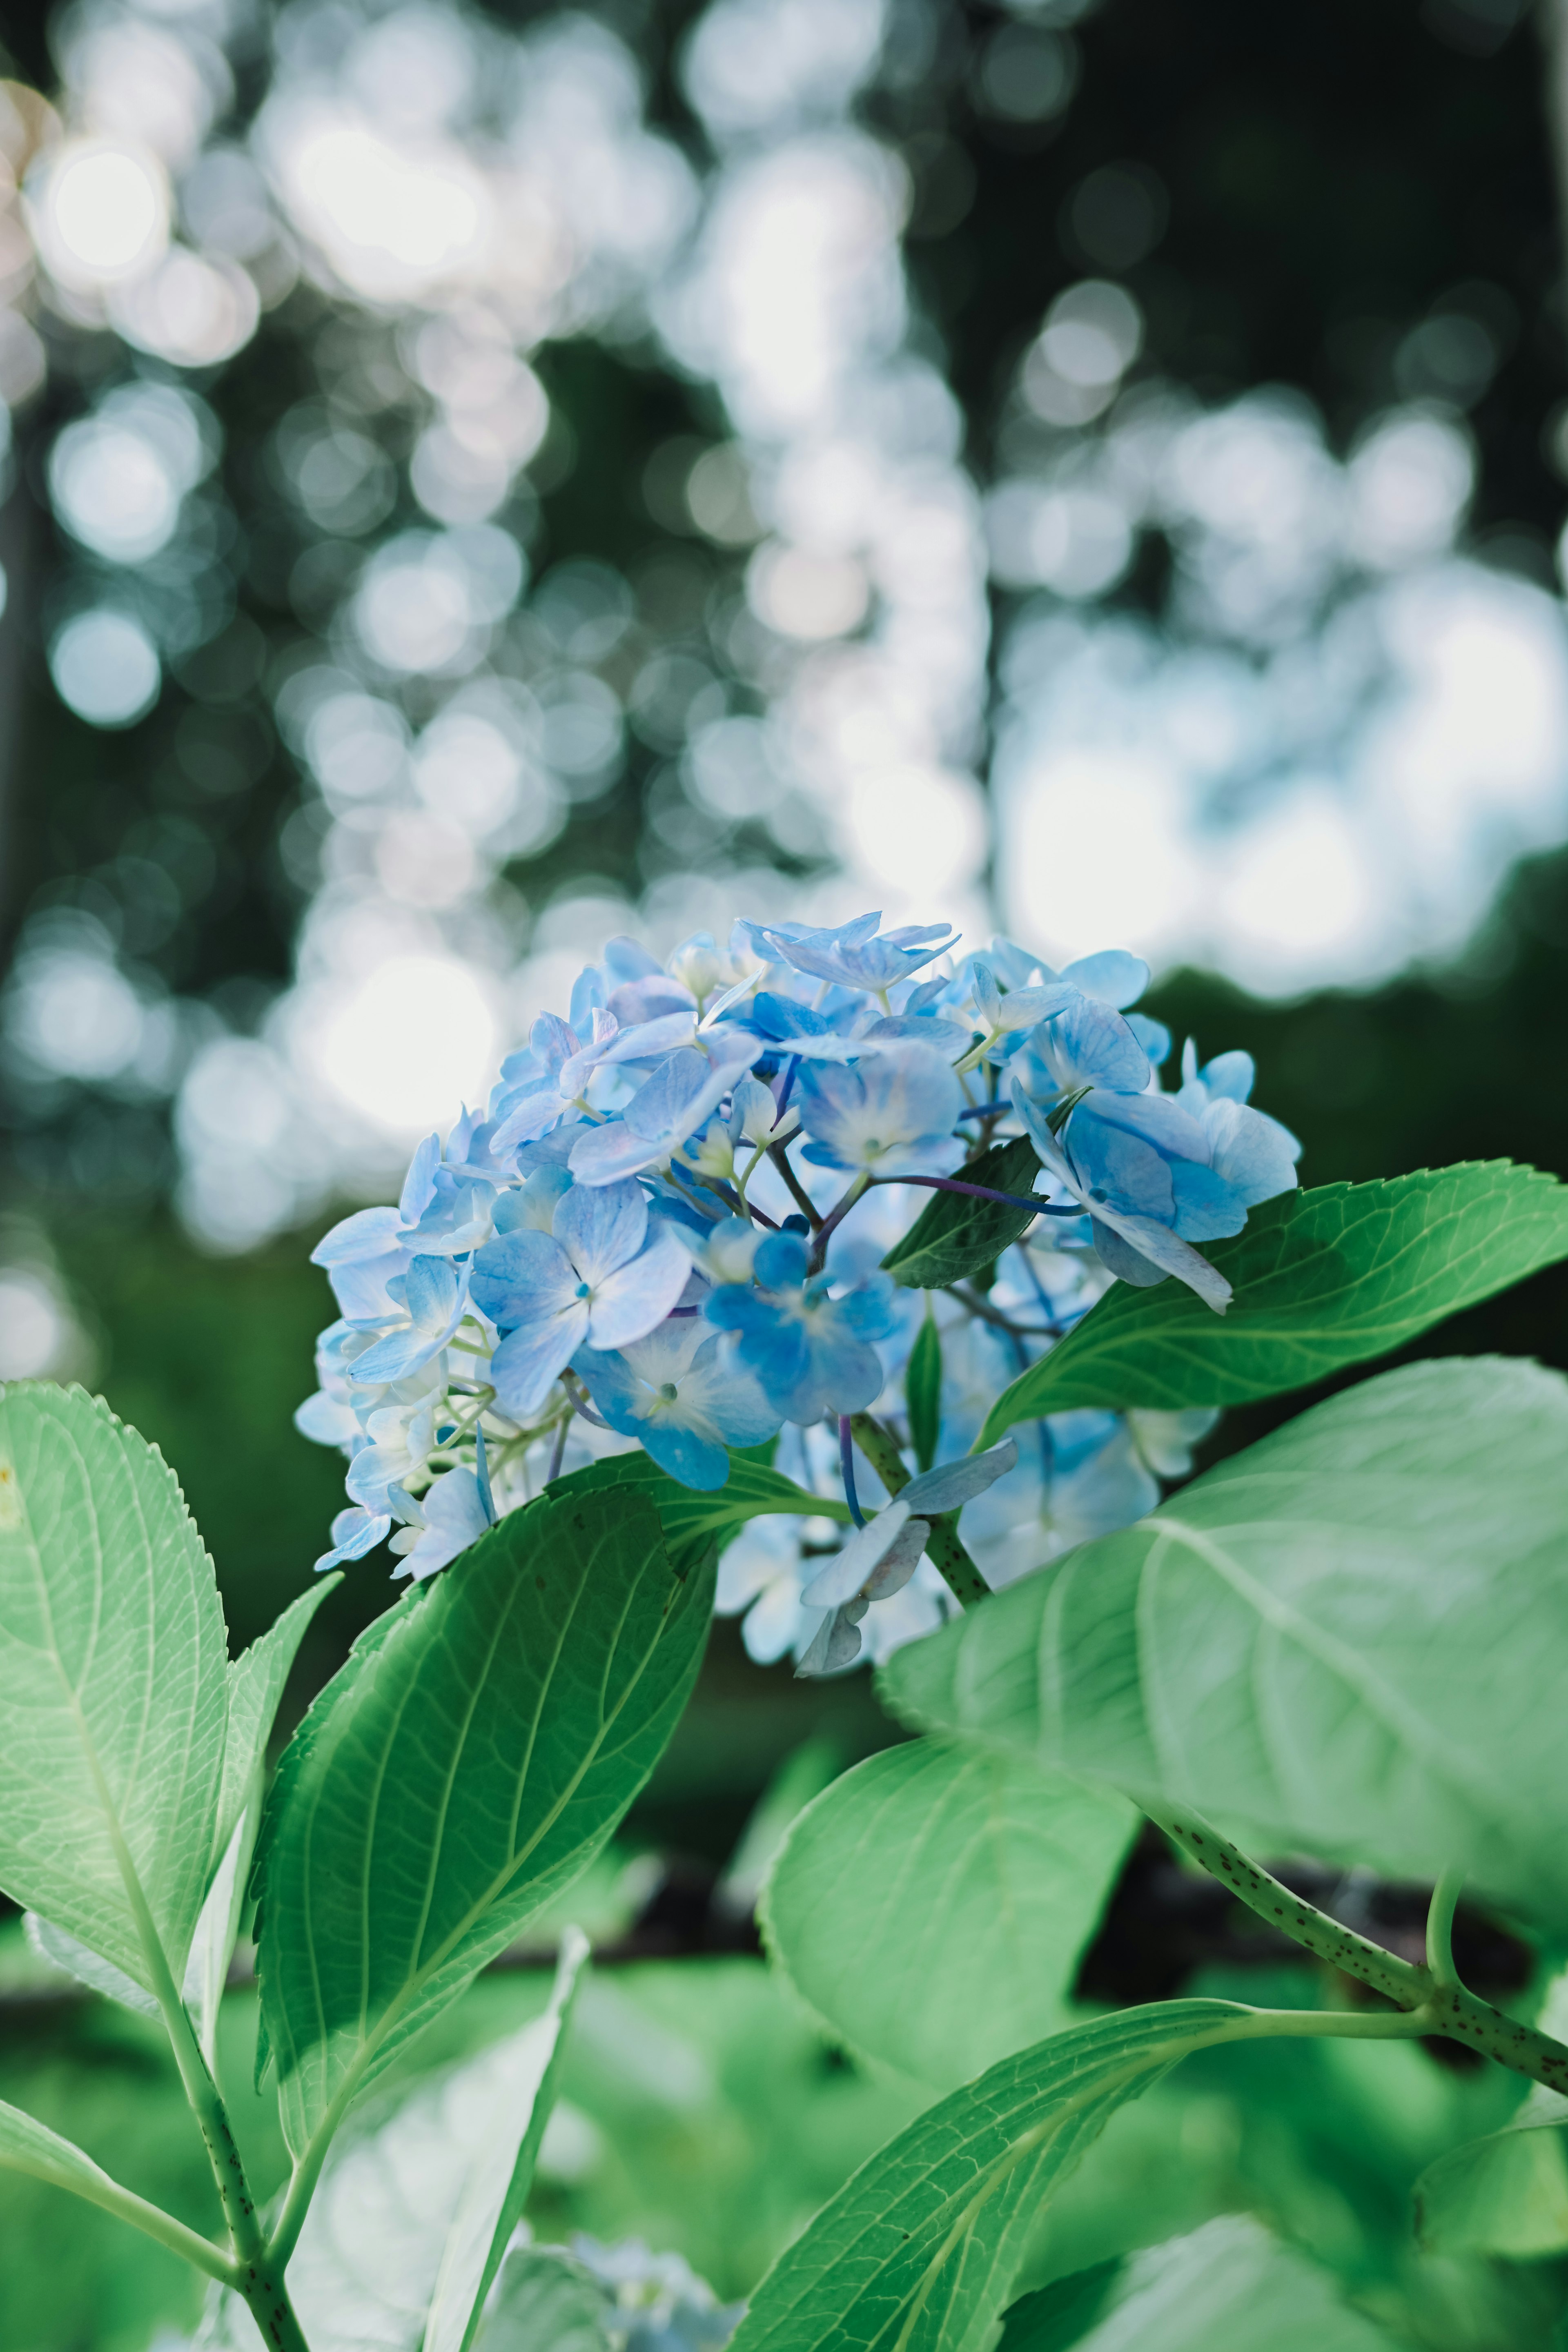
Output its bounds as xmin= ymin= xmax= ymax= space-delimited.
xmin=1069 ymin=1115 xmax=1176 ymax=1222
xmin=398 ymin=1132 xmax=442 ymax=1223
xmin=314 ymin=1507 xmax=391 ymax=1574
xmin=1168 ymin=1160 xmax=1247 ymax=1243
xmin=311 ymin=1205 xmax=405 ymax=1267
xmin=639 ymin=1421 xmax=733 ymax=1490
xmin=1060 ymin=950 xmax=1149 ymax=1009
xmin=490 ymin=1309 xmax=588 ymax=1416
xmin=470 ymin=1229 xmax=579 ymax=1331
xmin=405 ymin=1254 xmax=462 ymax=1334
xmin=554 ymin=1177 xmax=648 ymax=1284
xmin=583 ymin=1225 xmax=691 ymax=1349
xmin=350 ymin=1323 xmax=444 ymax=1384
xmin=1038 ymin=994 xmax=1152 ymax=1094
xmin=754 ymin=1231 xmax=810 ymax=1289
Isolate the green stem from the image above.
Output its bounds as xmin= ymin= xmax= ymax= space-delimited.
xmin=1150 ymin=1808 xmax=1568 ymax=2095
xmin=1 ymin=2152 xmax=237 ymax=2285
xmin=1427 ymin=1864 xmax=1465 ymax=1988
xmin=848 ymin=1413 xmax=991 ymax=1608
xmin=89 ymin=1755 xmax=313 ymax=2344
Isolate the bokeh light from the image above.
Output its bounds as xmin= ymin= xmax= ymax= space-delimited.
xmin=48 ymin=611 xmax=161 ymax=728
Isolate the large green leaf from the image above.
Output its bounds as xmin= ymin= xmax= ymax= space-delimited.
xmin=423 ymin=1929 xmax=588 ymax=2352
xmin=979 ymin=1164 xmax=1568 ymax=1444
xmin=762 ymin=1739 xmax=1135 ymax=2089
xmin=553 ymin=1450 xmax=849 ymax=1569
xmin=205 ymin=1947 xmax=589 ymax=2350
xmin=1413 ymin=2092 xmax=1568 ymax=2258
xmin=0 ymin=1382 xmax=228 ymax=1989
xmin=890 ymin=1357 xmax=1568 ymax=1921
xmin=726 ymin=1999 xmax=1262 ymax=2352
xmin=999 ymin=2216 xmax=1399 ymax=2352
xmin=882 ymin=1136 xmax=1045 ymax=1291
xmin=254 ymin=1485 xmax=713 ymax=2157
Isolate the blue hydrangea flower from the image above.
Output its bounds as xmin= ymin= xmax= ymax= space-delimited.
xmin=795 ymin=1043 xmax=965 ymax=1177
xmin=704 ymin=1231 xmax=898 ymax=1421
xmin=573 ymin=1321 xmax=780 ymax=1490
xmin=297 ymin=905 xmax=1300 ymax=1615
xmin=1011 ymin=1071 xmax=1298 ymax=1310
xmin=470 ymin=1178 xmax=690 ymax=1417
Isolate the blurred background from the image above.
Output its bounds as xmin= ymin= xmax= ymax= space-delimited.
xmin=6 ymin=0 xmax=1568 ymax=2342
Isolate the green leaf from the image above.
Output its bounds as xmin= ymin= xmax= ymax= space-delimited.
xmin=890 ymin=1357 xmax=1568 ymax=1921
xmin=552 ymin=1447 xmax=849 ymax=1570
xmin=762 ymin=1739 xmax=1135 ymax=2089
xmin=254 ymin=1484 xmax=713 ymax=2157
xmin=883 ymin=1136 xmax=1045 ymax=1291
xmin=906 ymin=1315 xmax=943 ymax=1473
xmin=0 ymin=2096 xmax=229 ymax=2281
xmin=979 ymin=1163 xmax=1568 ymax=1444
xmin=217 ymin=1575 xmax=340 ymax=1869
xmin=726 ymin=1998 xmax=1261 ymax=2352
xmin=23 ymin=1911 xmax=160 ymax=2019
xmin=0 ymin=1382 xmax=228 ymax=1990
xmin=1414 ymin=2093 xmax=1568 ymax=2257
xmin=1000 ymin=2216 xmax=1399 ymax=2352
xmin=205 ymin=1970 xmax=592 ymax=2349
xmin=423 ymin=1929 xmax=589 ymax=2352
xmin=0 ymin=2098 xmax=128 ymax=2207
xmin=996 ymin=2258 xmax=1120 ymax=2351
xmin=474 ymin=2247 xmax=613 ymax=2352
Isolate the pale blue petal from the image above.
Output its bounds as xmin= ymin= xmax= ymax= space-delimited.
xmin=801 ymin=1506 xmax=913 ymax=1608
xmin=398 ymin=1469 xmax=491 ymax=1580
xmin=314 ymin=1508 xmax=390 ymax=1574
xmin=404 ymin=1254 xmax=463 ymax=1335
xmin=1038 ymin=993 xmax=1152 ymax=1094
xmin=1168 ymin=1160 xmax=1247 ymax=1243
xmin=311 ymin=1205 xmax=404 ymax=1267
xmin=1067 ymin=1116 xmax=1175 ymax=1220
xmin=639 ymin=1421 xmax=733 ymax=1490
xmin=489 ymin=1082 xmax=568 ymax=1156
xmin=584 ymin=1225 xmax=692 ymax=1349
xmin=902 ymin=1438 xmax=1019 ymax=1516
xmin=398 ymin=1132 xmax=441 ymax=1222
xmin=555 ymin=1177 xmax=648 ymax=1283
xmin=470 ymin=1229 xmax=580 ymax=1331
xmin=1089 ymin=1207 xmax=1232 ymax=1312
xmin=1203 ymin=1099 xmax=1301 ymax=1205
xmin=350 ymin=1323 xmax=443 ymax=1384
xmin=1061 ymin=950 xmax=1150 ymax=1008
xmin=490 ymin=1308 xmax=588 ymax=1417
xmin=1201 ymin=1048 xmax=1255 ymax=1102
xmin=1079 ymin=1088 xmax=1211 ymax=1159
xmin=294 ymin=1392 xmax=361 ymax=1446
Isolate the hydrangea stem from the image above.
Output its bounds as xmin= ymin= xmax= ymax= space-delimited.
xmin=847 ymin=1412 xmax=991 ymax=1608
xmin=768 ymin=1143 xmax=822 ymax=1227
xmin=1149 ymin=1807 xmax=1568 ymax=2094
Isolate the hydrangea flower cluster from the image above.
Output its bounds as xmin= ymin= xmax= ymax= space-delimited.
xmin=298 ymin=913 xmax=1298 ymax=1673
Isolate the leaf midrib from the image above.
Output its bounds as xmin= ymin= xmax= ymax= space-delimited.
xmin=1130 ymin=1515 xmax=1519 ymax=1849
xmin=285 ymin=1517 xmax=686 ymax=2155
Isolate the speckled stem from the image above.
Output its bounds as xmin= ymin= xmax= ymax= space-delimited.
xmin=1149 ymin=1807 xmax=1568 ymax=2095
